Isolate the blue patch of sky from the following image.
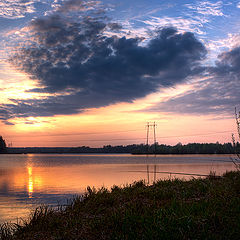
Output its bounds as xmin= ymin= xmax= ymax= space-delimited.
xmin=0 ymin=17 xmax=27 ymax=33
xmin=0 ymin=0 xmax=238 ymax=38
xmin=105 ymin=0 xmax=238 ymax=34
xmin=0 ymin=0 xmax=239 ymax=59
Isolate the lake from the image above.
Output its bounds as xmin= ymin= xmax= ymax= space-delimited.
xmin=0 ymin=153 xmax=236 ymax=224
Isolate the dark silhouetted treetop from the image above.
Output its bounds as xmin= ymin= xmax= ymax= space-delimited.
xmin=0 ymin=136 xmax=6 ymax=153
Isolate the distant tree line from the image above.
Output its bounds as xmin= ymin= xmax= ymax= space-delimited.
xmin=131 ymin=142 xmax=239 ymax=154
xmin=6 ymin=142 xmax=240 ymax=154
xmin=0 ymin=136 xmax=7 ymax=153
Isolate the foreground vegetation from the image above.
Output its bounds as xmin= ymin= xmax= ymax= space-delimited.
xmin=1 ymin=171 xmax=240 ymax=240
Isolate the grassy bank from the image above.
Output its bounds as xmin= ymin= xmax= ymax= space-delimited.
xmin=1 ymin=171 xmax=240 ymax=240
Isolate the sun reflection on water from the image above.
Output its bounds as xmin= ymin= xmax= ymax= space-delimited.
xmin=26 ymin=154 xmax=35 ymax=198
xmin=27 ymin=166 xmax=33 ymax=198
xmin=26 ymin=155 xmax=43 ymax=198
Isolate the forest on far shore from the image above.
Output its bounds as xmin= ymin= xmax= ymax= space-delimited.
xmin=4 ymin=142 xmax=240 ymax=154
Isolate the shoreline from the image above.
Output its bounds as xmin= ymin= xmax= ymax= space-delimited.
xmin=1 ymin=151 xmax=237 ymax=155
xmin=1 ymin=170 xmax=239 ymax=239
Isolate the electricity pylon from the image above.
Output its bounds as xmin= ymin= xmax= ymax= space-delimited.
xmin=146 ymin=122 xmax=157 ymax=153
xmin=145 ymin=122 xmax=157 ymax=183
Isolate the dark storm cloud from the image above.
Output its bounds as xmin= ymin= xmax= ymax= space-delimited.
xmin=213 ymin=46 xmax=240 ymax=76
xmin=0 ymin=1 xmax=207 ymax=122
xmin=148 ymin=46 xmax=240 ymax=116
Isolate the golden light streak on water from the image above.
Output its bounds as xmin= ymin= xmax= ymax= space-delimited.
xmin=27 ymin=166 xmax=33 ymax=198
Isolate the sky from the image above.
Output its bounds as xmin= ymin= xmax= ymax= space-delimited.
xmin=0 ymin=0 xmax=239 ymax=147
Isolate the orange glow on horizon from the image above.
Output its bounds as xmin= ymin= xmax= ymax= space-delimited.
xmin=0 ymin=60 xmax=237 ymax=147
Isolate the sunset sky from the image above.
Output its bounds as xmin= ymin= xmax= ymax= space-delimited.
xmin=0 ymin=0 xmax=239 ymax=147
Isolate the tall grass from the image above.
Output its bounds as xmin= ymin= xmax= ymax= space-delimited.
xmin=1 ymin=171 xmax=240 ymax=240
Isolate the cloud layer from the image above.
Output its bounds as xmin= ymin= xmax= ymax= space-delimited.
xmin=185 ymin=1 xmax=224 ymax=17
xmin=148 ymin=46 xmax=240 ymax=116
xmin=0 ymin=2 xmax=207 ymax=121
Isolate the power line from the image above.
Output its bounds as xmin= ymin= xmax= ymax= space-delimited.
xmin=122 ymin=170 xmax=220 ymax=177
xmin=10 ymin=130 xmax=237 ymax=143
xmin=6 ymin=129 xmax=144 ymax=138
xmin=157 ymin=130 xmax=237 ymax=139
xmin=13 ymin=138 xmax=147 ymax=143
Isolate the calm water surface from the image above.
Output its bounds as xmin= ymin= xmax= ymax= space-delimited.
xmin=0 ymin=153 xmax=236 ymax=223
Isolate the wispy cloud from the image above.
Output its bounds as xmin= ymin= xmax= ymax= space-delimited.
xmin=209 ymin=33 xmax=240 ymax=50
xmin=146 ymin=77 xmax=239 ymax=116
xmin=0 ymin=0 xmax=41 ymax=19
xmin=205 ymin=33 xmax=240 ymax=62
xmin=56 ymin=0 xmax=101 ymax=13
xmin=185 ymin=1 xmax=224 ymax=17
xmin=141 ymin=16 xmax=208 ymax=35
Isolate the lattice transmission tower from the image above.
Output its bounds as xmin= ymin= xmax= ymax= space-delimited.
xmin=146 ymin=122 xmax=157 ymax=153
